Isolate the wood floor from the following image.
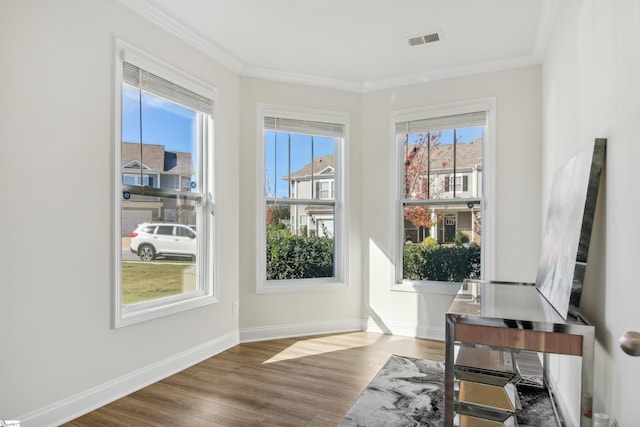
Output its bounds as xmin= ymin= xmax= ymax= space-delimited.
xmin=64 ymin=331 xmax=444 ymax=426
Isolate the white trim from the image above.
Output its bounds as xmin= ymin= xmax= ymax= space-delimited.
xmin=116 ymin=0 xmax=243 ymax=74
xmin=533 ymin=0 xmax=560 ymax=61
xmin=365 ymin=319 xmax=445 ymax=342
xmin=239 ymin=319 xmax=362 ymax=343
xmin=242 ymin=65 xmax=364 ymax=93
xmin=256 ymin=103 xmax=350 ymax=294
xmin=363 ymin=56 xmax=540 ymax=93
xmin=390 ymin=98 xmax=496 ymax=289
xmin=17 ymin=331 xmax=239 ymax=427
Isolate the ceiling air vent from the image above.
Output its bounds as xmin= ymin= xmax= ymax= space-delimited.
xmin=408 ymin=31 xmax=442 ymax=47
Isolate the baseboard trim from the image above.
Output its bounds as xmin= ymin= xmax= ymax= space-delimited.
xmin=366 ymin=319 xmax=445 ymax=341
xmin=19 ymin=330 xmax=239 ymax=427
xmin=239 ymin=319 xmax=364 ymax=343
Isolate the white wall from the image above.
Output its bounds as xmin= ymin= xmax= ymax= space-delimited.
xmin=238 ymin=77 xmax=364 ymax=340
xmin=542 ymin=1 xmax=640 ymax=425
xmin=0 ymin=1 xmax=240 ymax=425
xmin=361 ymin=67 xmax=542 ymax=340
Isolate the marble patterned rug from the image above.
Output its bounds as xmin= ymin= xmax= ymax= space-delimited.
xmin=339 ymin=354 xmax=555 ymax=427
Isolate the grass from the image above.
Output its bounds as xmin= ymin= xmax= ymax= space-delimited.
xmin=121 ymin=261 xmax=196 ymax=305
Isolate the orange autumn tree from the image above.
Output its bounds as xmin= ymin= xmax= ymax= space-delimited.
xmin=403 ymin=131 xmax=447 ymax=238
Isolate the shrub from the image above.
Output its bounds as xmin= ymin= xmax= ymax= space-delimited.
xmin=403 ymin=244 xmax=480 ymax=282
xmin=422 ymin=237 xmax=439 ymax=249
xmin=454 ymin=231 xmax=470 ymax=246
xmin=266 ymin=226 xmax=334 ymax=280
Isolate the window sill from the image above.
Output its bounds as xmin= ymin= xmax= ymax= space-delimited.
xmin=391 ymin=280 xmax=462 ymax=295
xmin=115 ymin=291 xmax=218 ymax=328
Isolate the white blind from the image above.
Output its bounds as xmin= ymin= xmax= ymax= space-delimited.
xmin=396 ymin=111 xmax=486 ymax=134
xmin=123 ymin=62 xmax=214 ymax=114
xmin=264 ymin=117 xmax=344 ymax=138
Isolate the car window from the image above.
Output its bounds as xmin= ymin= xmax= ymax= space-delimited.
xmin=141 ymin=225 xmax=155 ymax=233
xmin=176 ymin=226 xmax=195 ymax=238
xmin=156 ymin=225 xmax=174 ymax=236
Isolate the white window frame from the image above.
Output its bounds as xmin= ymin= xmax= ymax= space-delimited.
xmin=390 ymin=99 xmax=496 ymax=293
xmin=317 ymin=179 xmax=334 ymax=200
xmin=113 ymin=40 xmax=218 ymax=327
xmin=448 ymin=174 xmax=468 ymax=193
xmin=257 ymin=103 xmax=349 ymax=293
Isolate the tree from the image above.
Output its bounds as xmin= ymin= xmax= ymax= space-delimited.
xmin=266 ymin=204 xmax=290 ymax=229
xmin=403 ymin=131 xmax=446 ymax=233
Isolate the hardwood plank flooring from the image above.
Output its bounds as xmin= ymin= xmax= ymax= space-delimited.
xmin=64 ymin=331 xmax=444 ymax=426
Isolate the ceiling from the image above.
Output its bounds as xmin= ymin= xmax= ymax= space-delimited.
xmin=119 ymin=0 xmax=557 ymax=92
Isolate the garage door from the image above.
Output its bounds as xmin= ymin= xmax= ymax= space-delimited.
xmin=122 ymin=210 xmax=152 ymax=237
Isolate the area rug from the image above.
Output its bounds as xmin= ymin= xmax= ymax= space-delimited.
xmin=339 ymin=354 xmax=555 ymax=427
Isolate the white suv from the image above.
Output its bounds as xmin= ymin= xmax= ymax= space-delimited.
xmin=130 ymin=223 xmax=197 ymax=261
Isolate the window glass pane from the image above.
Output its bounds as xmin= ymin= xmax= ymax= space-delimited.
xmin=121 ymin=195 xmax=199 ymax=304
xmin=402 ymin=205 xmax=481 ymax=282
xmin=265 ymin=203 xmax=335 ymax=280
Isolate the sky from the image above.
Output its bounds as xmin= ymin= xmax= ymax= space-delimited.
xmin=265 ymin=131 xmax=335 ymax=198
xmin=122 ymin=85 xmax=197 ymax=155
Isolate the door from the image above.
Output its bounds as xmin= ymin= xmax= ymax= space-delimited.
xmin=444 ymin=216 xmax=456 ymax=243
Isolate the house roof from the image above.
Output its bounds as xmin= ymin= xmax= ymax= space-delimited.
xmin=286 ymin=155 xmax=334 ymax=180
xmin=122 ymin=142 xmax=194 ymax=175
xmin=283 ymin=138 xmax=482 ymax=181
xmin=409 ymin=138 xmax=483 ymax=171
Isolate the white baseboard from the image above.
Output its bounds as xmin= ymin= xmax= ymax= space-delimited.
xmin=366 ymin=319 xmax=445 ymax=341
xmin=239 ymin=318 xmax=364 ymax=343
xmin=19 ymin=330 xmax=239 ymax=427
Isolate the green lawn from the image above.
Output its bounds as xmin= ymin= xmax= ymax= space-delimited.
xmin=122 ymin=261 xmax=196 ymax=304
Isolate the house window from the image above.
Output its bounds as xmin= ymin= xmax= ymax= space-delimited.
xmin=115 ymin=42 xmax=217 ymax=327
xmin=393 ymin=101 xmax=492 ymax=286
xmin=446 ymin=174 xmax=469 ymax=193
xmin=259 ymin=104 xmax=348 ymax=292
xmin=317 ymin=180 xmax=334 ymax=199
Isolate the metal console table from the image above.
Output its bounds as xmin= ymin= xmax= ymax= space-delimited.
xmin=445 ymin=280 xmax=595 ymax=427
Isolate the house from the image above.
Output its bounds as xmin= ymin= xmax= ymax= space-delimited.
xmin=3 ymin=1 xmax=639 ymax=426
xmin=285 ymin=155 xmax=336 ymax=237
xmin=403 ymin=138 xmax=483 ymax=244
xmin=120 ymin=141 xmax=195 ymax=233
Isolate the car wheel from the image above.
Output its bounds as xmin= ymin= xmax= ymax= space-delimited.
xmin=138 ymin=245 xmax=155 ymax=261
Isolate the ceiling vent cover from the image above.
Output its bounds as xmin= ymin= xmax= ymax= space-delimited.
xmin=408 ymin=31 xmax=442 ymax=47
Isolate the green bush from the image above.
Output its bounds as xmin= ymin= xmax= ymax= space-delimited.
xmin=403 ymin=244 xmax=480 ymax=282
xmin=266 ymin=226 xmax=334 ymax=280
xmin=422 ymin=237 xmax=439 ymax=248
xmin=454 ymin=231 xmax=470 ymax=246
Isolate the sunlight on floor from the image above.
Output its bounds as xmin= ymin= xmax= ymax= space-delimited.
xmin=261 ymin=331 xmax=403 ymax=364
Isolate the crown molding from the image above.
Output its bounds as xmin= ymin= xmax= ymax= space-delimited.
xmin=533 ymin=0 xmax=560 ymax=61
xmin=117 ymin=0 xmax=243 ymax=73
xmin=241 ymin=66 xmax=364 ymax=93
xmin=363 ymin=55 xmax=541 ymax=93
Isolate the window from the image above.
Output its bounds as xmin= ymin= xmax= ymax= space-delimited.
xmin=317 ymin=180 xmax=334 ymax=199
xmin=115 ymin=42 xmax=217 ymax=327
xmin=258 ymin=104 xmax=348 ymax=292
xmin=393 ymin=101 xmax=494 ymax=287
xmin=446 ymin=175 xmax=468 ymax=193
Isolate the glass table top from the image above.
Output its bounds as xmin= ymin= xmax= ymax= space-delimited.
xmin=447 ymin=281 xmax=580 ymax=325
